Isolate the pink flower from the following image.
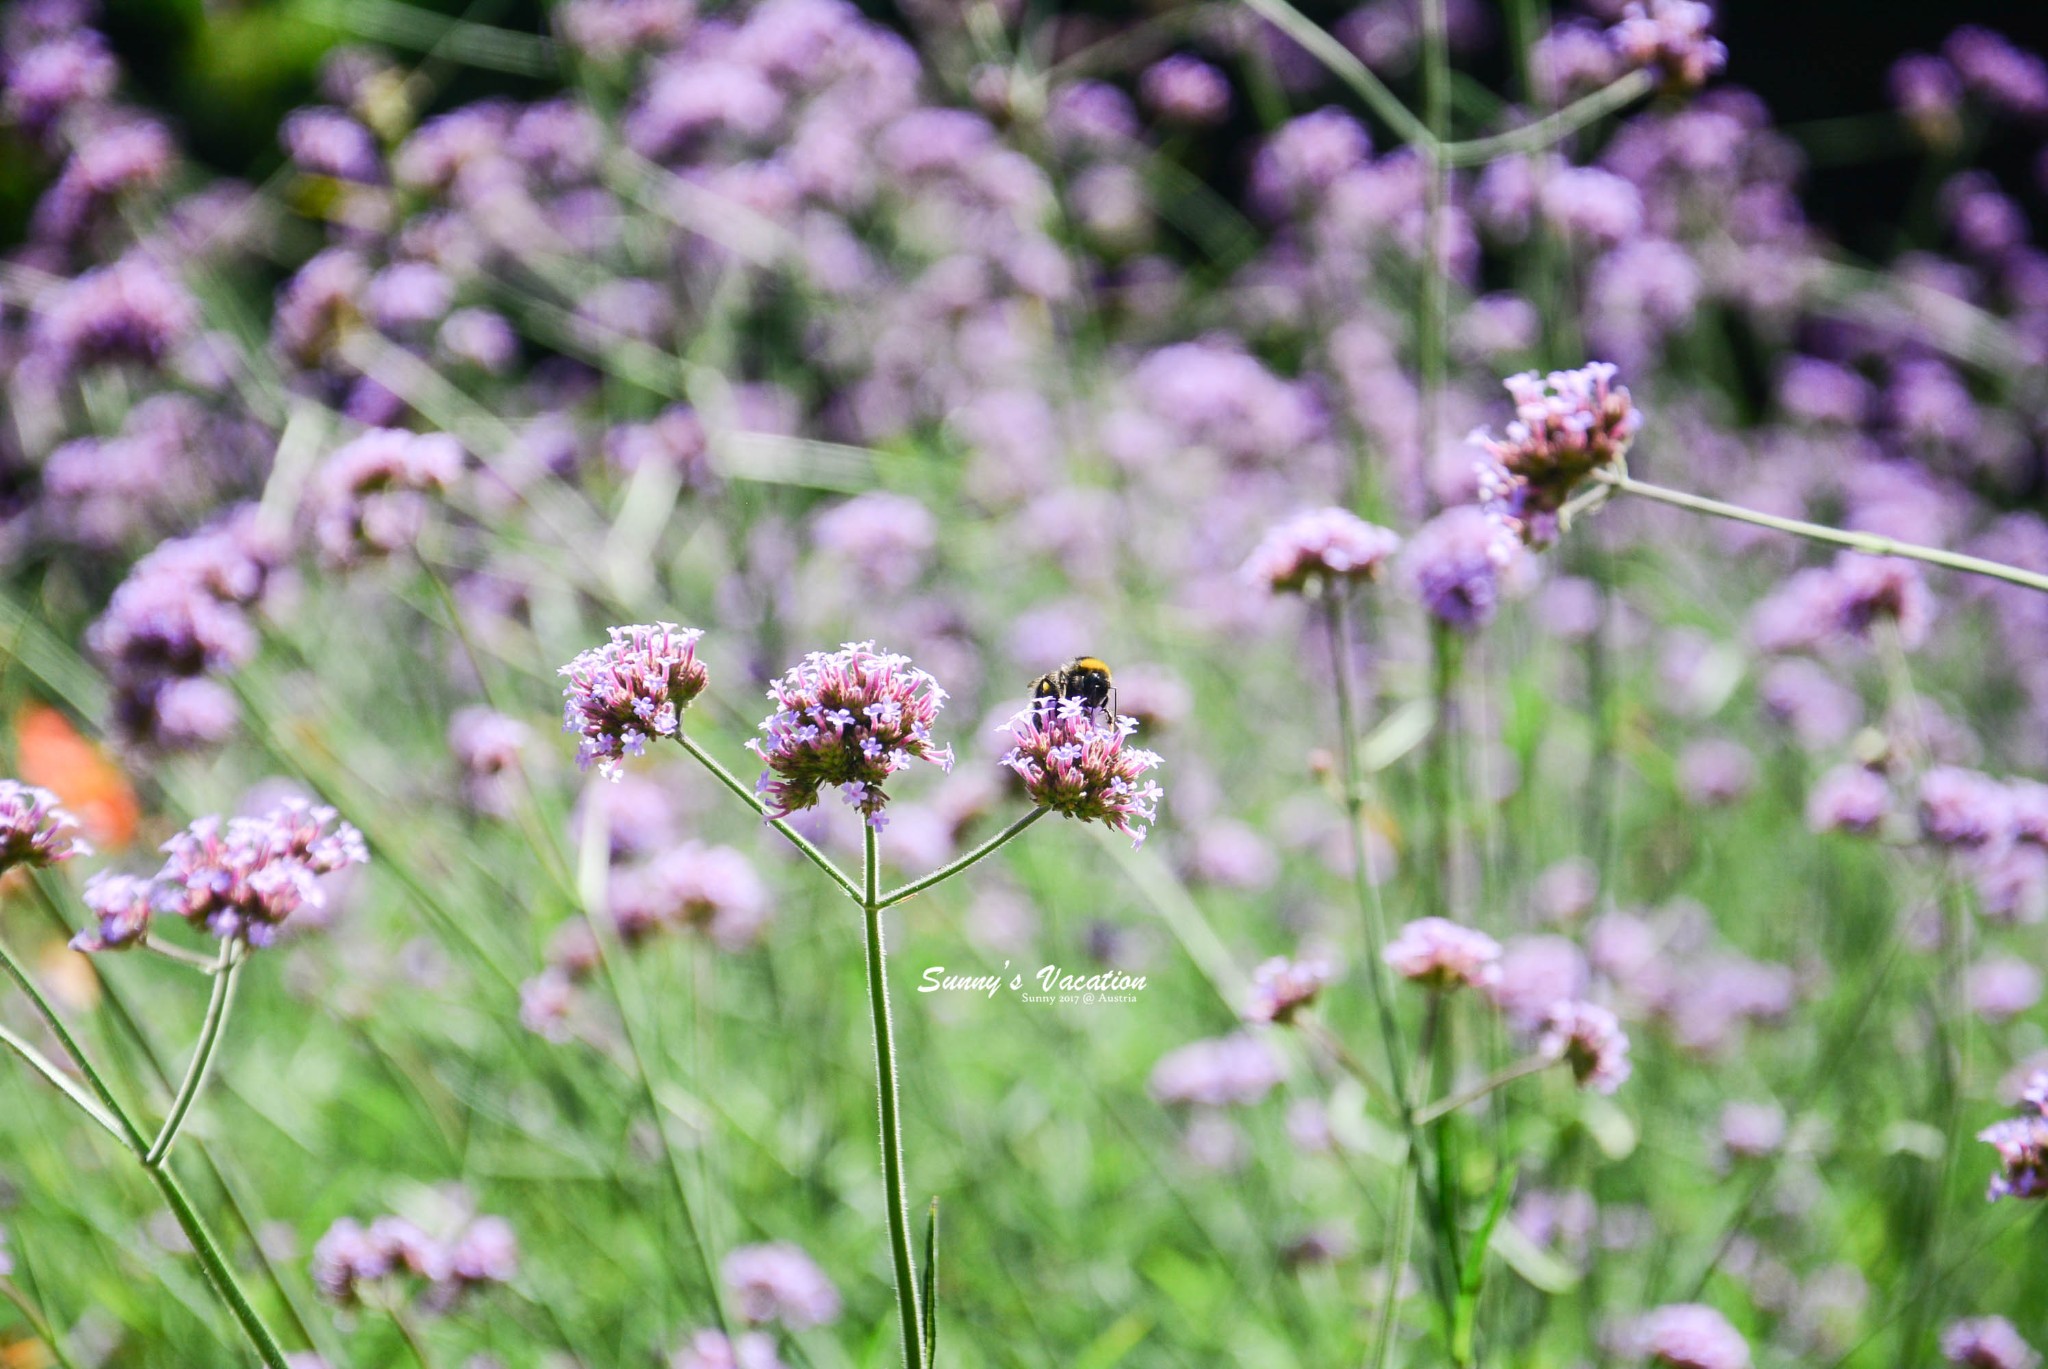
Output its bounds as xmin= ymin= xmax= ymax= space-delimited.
xmin=1384 ymin=917 xmax=1502 ymax=991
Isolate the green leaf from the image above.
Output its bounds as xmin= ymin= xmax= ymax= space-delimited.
xmin=1488 ymin=1221 xmax=1581 ymax=1295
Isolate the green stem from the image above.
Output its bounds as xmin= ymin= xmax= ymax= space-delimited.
xmin=1413 ymin=1055 xmax=1553 ymax=1126
xmin=146 ymin=942 xmax=243 ymax=1165
xmin=1441 ymin=71 xmax=1655 ymax=166
xmin=877 ymin=808 xmax=1047 ymax=909
xmin=674 ymin=732 xmax=863 ymax=902
xmin=146 ymin=1163 xmax=292 ymax=1369
xmin=862 ymin=824 xmax=927 ymax=1369
xmin=1237 ymin=0 xmax=1433 ymax=147
xmin=1593 ymin=469 xmax=2048 ymax=594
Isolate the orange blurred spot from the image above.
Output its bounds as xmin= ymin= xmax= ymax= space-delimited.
xmin=12 ymin=704 xmax=138 ymax=851
xmin=37 ymin=937 xmax=99 ymax=1015
xmin=2 ymin=1336 xmax=55 ymax=1369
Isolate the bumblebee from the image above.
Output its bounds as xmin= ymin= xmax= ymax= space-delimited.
xmin=1031 ymin=656 xmax=1116 ymax=716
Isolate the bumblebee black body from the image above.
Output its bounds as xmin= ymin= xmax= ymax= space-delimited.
xmin=1031 ymin=656 xmax=1116 ymax=716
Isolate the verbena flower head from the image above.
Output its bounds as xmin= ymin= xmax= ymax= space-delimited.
xmin=999 ymin=699 xmax=1164 ymax=848
xmin=1942 ymin=1316 xmax=2041 ymax=1369
xmin=0 ymin=779 xmax=90 ymax=871
xmin=1240 ymin=507 xmax=1402 ymax=594
xmin=1806 ymin=765 xmax=1891 ymax=835
xmin=1828 ymin=553 xmax=1933 ymax=648
xmin=1471 ymin=362 xmax=1642 ymax=547
xmin=1634 ymin=1303 xmax=1750 ymax=1369
xmin=1385 ymin=916 xmax=1502 ymax=991
xmin=751 ymin=642 xmax=953 ymax=828
xmin=560 ymin=623 xmax=708 ymax=780
xmin=1538 ymin=1000 xmax=1632 ymax=1093
xmin=150 ymin=801 xmax=368 ymax=948
xmin=1245 ymin=955 xmax=1334 ymax=1025
xmin=311 ymin=427 xmax=464 ymax=565
xmin=1609 ymin=1 xmax=1727 ymax=92
xmin=1406 ymin=506 xmax=1520 ymax=630
xmin=722 ymin=1243 xmax=841 ymax=1330
xmin=1980 ymin=1114 xmax=2048 ymax=1201
xmin=1918 ymin=767 xmax=2013 ymax=850
xmin=71 ymin=871 xmax=155 ymax=953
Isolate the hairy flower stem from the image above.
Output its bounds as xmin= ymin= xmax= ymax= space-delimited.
xmin=1590 ymin=467 xmax=2048 ymax=594
xmin=878 ymin=808 xmax=1047 ymax=909
xmin=146 ymin=941 xmax=243 ymax=1165
xmin=863 ymin=825 xmax=928 ymax=1369
xmin=675 ymin=732 xmax=863 ymax=902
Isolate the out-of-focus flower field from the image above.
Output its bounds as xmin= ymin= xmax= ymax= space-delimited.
xmin=5 ymin=0 xmax=2048 ymax=1365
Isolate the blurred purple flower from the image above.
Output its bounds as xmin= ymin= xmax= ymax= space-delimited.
xmin=1918 ymin=767 xmax=2012 ymax=850
xmin=723 ymin=1242 xmax=841 ymax=1329
xmin=1609 ymin=1 xmax=1727 ymax=92
xmin=752 ymin=641 xmax=954 ymax=827
xmin=34 ymin=254 xmax=195 ymax=372
xmin=1980 ymin=1113 xmax=2048 ymax=1201
xmin=1941 ymin=1317 xmax=2040 ymax=1369
xmin=1806 ymin=765 xmax=1890 ymax=835
xmin=1968 ymin=957 xmax=2042 ymax=1024
xmin=311 ymin=427 xmax=464 ymax=564
xmin=1944 ymin=26 xmax=2048 ymax=118
xmin=1250 ymin=108 xmax=1371 ymax=218
xmin=1632 ymin=1303 xmax=1750 ymax=1369
xmin=1149 ymin=1032 xmax=1284 ymax=1107
xmin=0 ymin=778 xmax=89 ymax=871
xmin=1758 ymin=659 xmax=1861 ymax=752
xmin=1718 ymin=1101 xmax=1786 ymax=1159
xmin=672 ymin=1331 xmax=786 ymax=1369
xmin=560 ymin=623 xmax=709 ymax=779
xmin=1140 ymin=55 xmax=1231 ymax=127
xmin=1677 ymin=739 xmax=1756 ymax=807
xmin=1385 ymin=916 xmax=1501 ymax=991
xmin=1245 ymin=955 xmax=1333 ymax=1025
xmin=812 ymin=491 xmax=937 ymax=590
xmin=1491 ymin=935 xmax=1591 ymax=1029
xmin=1405 ymin=505 xmax=1519 ymax=629
xmin=281 ymin=108 xmax=382 ymax=182
xmin=1539 ymin=1000 xmax=1631 ymax=1092
xmin=1241 ymin=507 xmax=1402 ymax=594
xmin=71 ymin=871 xmax=154 ymax=952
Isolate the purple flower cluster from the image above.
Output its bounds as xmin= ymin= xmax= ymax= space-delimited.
xmin=750 ymin=642 xmax=954 ymax=827
xmin=86 ymin=511 xmax=283 ymax=751
xmin=0 ymin=779 xmax=90 ymax=872
xmin=1942 ymin=1317 xmax=2041 ymax=1369
xmin=672 ymin=1331 xmax=786 ymax=1369
xmin=1750 ymin=554 xmax=1934 ymax=655
xmin=1609 ymin=2 xmax=1728 ymax=93
xmin=1537 ymin=1000 xmax=1633 ymax=1093
xmin=311 ymin=1212 xmax=517 ymax=1307
xmin=722 ymin=1242 xmax=841 ymax=1329
xmin=310 ymin=428 xmax=465 ymax=564
xmin=611 ymin=843 xmax=772 ymax=950
xmin=1385 ymin=917 xmax=1503 ymax=991
xmin=1240 ymin=507 xmax=1402 ymax=594
xmin=998 ymin=699 xmax=1164 ymax=848
xmin=1630 ymin=1303 xmax=1751 ymax=1369
xmin=74 ymin=799 xmax=367 ymax=952
xmin=1980 ymin=1069 xmax=2048 ymax=1202
xmin=1471 ymin=362 xmax=1642 ymax=547
xmin=1405 ymin=506 xmax=1521 ymax=630
xmin=559 ymin=624 xmax=709 ymax=779
xmin=1244 ymin=955 xmax=1334 ymax=1025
